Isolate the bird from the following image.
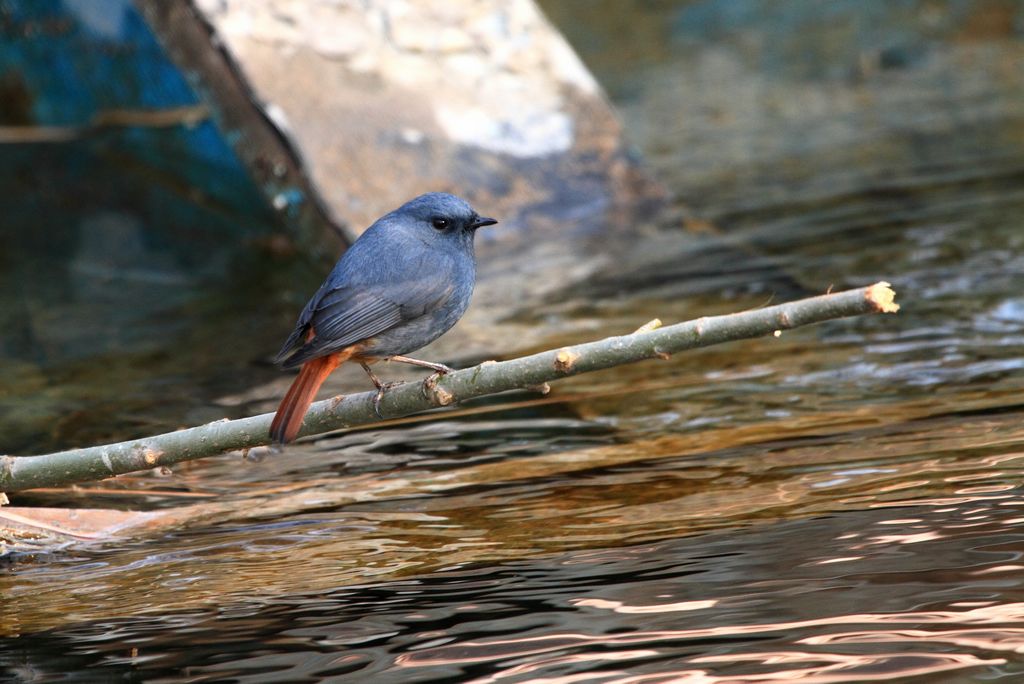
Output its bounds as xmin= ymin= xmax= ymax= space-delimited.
xmin=269 ymin=192 xmax=497 ymax=443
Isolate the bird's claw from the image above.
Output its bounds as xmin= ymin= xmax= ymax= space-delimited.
xmin=372 ymin=381 xmax=402 ymax=419
xmin=421 ymin=365 xmax=453 ymax=395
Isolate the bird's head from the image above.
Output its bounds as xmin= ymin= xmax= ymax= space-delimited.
xmin=388 ymin=192 xmax=497 ymax=251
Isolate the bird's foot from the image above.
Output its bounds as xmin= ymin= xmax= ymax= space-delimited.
xmin=373 ymin=381 xmax=403 ymax=419
xmin=421 ymin=365 xmax=454 ymax=398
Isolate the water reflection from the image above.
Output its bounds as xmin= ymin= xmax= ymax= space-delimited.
xmin=0 ymin=134 xmax=313 ymax=453
xmin=5 ymin=480 xmax=1024 ymax=681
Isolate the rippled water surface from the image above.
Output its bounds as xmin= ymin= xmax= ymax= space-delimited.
xmin=4 ymin=1 xmax=1024 ymax=682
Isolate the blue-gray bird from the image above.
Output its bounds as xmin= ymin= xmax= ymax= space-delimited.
xmin=270 ymin=192 xmax=497 ymax=443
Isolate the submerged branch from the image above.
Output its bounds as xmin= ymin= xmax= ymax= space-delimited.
xmin=0 ymin=282 xmax=899 ymax=493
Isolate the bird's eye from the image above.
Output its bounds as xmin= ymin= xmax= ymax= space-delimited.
xmin=432 ymin=218 xmax=450 ymax=230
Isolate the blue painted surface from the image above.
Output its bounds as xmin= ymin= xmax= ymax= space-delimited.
xmin=0 ymin=0 xmax=279 ymax=229
xmin=2 ymin=1 xmax=195 ymax=120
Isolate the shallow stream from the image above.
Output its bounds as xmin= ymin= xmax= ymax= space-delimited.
xmin=3 ymin=2 xmax=1024 ymax=681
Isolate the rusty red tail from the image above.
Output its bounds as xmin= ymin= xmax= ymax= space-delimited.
xmin=270 ymin=350 xmax=351 ymax=443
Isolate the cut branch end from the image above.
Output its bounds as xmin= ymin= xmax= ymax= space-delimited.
xmin=866 ymin=281 xmax=900 ymax=313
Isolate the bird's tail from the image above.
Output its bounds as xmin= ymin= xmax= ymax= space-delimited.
xmin=270 ymin=350 xmax=352 ymax=443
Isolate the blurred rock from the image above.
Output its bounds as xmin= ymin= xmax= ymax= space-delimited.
xmin=142 ymin=0 xmax=664 ymax=247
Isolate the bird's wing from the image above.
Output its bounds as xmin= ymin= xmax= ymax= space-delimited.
xmin=312 ymin=286 xmax=408 ymax=346
xmin=275 ymin=225 xmax=462 ymax=368
xmin=276 ymin=276 xmax=453 ymax=368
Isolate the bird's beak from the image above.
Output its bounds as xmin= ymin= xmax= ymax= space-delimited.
xmin=470 ymin=215 xmax=498 ymax=230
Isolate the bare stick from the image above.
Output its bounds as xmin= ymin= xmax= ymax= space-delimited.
xmin=0 ymin=283 xmax=898 ymax=492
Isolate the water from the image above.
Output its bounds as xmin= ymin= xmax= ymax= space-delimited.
xmin=4 ymin=1 xmax=1024 ymax=681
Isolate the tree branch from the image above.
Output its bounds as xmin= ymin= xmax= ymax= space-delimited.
xmin=0 ymin=282 xmax=898 ymax=493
